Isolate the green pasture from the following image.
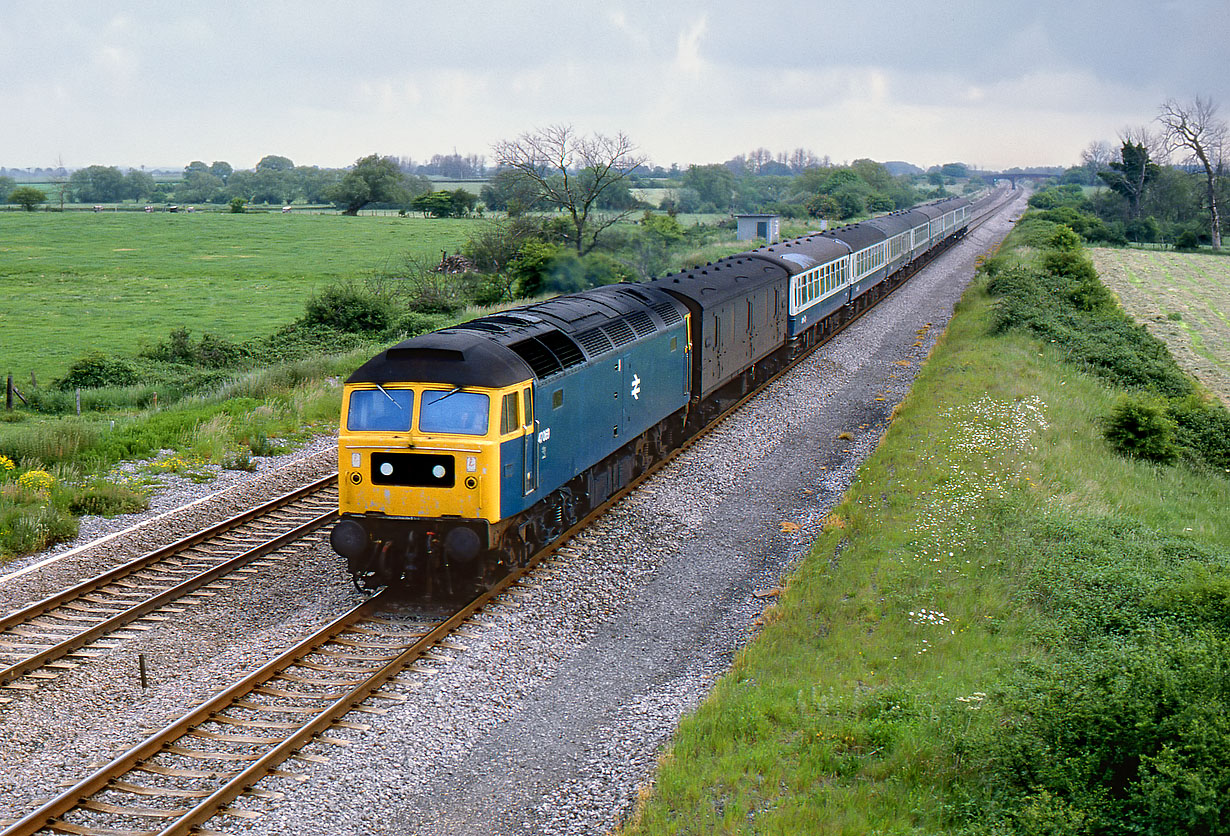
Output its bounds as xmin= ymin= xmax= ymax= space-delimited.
xmin=0 ymin=212 xmax=476 ymax=384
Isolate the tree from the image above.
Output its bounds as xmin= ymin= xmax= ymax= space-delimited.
xmin=1157 ymin=96 xmax=1226 ymax=250
xmin=492 ymin=125 xmax=646 ymax=255
xmin=209 ymin=161 xmax=233 ymax=182
xmin=681 ymin=163 xmax=736 ymax=212
xmin=1081 ymin=140 xmax=1114 ymax=179
xmin=9 ymin=186 xmax=47 ymax=211
xmin=69 ymin=165 xmax=126 ymax=203
xmin=255 ymin=155 xmax=294 ymax=172
xmin=480 ymin=167 xmax=545 ymax=214
xmin=123 ymin=169 xmax=156 ymax=201
xmin=0 ymin=175 xmax=15 ymax=203
xmin=1099 ymin=138 xmax=1160 ymax=220
xmin=328 ymin=154 xmax=425 ymax=216
xmin=411 ymin=190 xmax=466 ymax=218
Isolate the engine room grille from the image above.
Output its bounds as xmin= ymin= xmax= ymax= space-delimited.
xmin=508 ymin=330 xmax=585 ymax=379
xmin=603 ymin=319 xmax=636 ymax=348
xmin=627 ymin=311 xmax=655 ymax=338
xmin=652 ymin=301 xmax=684 ymax=326
xmin=575 ymin=328 xmax=614 ymax=357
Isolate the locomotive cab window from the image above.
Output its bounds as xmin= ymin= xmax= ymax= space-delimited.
xmin=347 ymin=387 xmax=414 ymax=432
xmin=419 ymin=390 xmax=489 ymax=436
xmin=500 ymin=392 xmax=520 ymax=435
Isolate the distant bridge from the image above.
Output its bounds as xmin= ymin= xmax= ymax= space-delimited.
xmin=982 ymin=170 xmax=1061 ymax=188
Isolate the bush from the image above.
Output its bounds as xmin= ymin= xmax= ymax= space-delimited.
xmin=68 ymin=479 xmax=148 ymax=516
xmin=1104 ymin=394 xmax=1178 ymax=462
xmin=143 ymin=328 xmax=247 ymax=368
xmin=1175 ymin=229 xmax=1202 ymax=250
xmin=55 ymin=352 xmax=140 ymax=390
xmin=302 ymin=280 xmax=397 ymax=332
xmin=1168 ymin=395 xmax=1230 ymax=470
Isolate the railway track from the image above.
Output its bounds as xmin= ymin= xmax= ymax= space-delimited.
xmin=1 ymin=189 xmax=1022 ymax=834
xmin=0 ymin=476 xmax=338 ymax=702
xmin=0 ymin=543 xmax=561 ymax=836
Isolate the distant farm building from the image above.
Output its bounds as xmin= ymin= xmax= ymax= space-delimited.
xmin=736 ymin=214 xmax=780 ymax=242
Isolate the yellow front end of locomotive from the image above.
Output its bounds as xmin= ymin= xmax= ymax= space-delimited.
xmin=338 ymin=381 xmax=527 ymax=524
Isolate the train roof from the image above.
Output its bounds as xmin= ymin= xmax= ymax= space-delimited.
xmin=647 ymin=253 xmax=789 ymax=306
xmin=861 ymin=211 xmax=917 ymax=237
xmin=821 ymin=222 xmax=887 ymax=251
xmin=912 ymin=196 xmax=971 ymax=220
xmin=347 ymin=283 xmax=687 ymax=386
xmin=742 ymin=234 xmax=851 ymax=275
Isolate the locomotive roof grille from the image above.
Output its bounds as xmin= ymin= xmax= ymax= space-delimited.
xmin=575 ymin=328 xmax=614 ymax=356
xmin=652 ymin=301 xmax=683 ymax=325
xmin=627 ymin=310 xmax=656 ymax=338
xmin=604 ymin=319 xmax=636 ymax=348
xmin=508 ymin=330 xmax=585 ymax=380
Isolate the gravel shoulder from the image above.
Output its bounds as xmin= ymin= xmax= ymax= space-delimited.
xmin=0 ymin=192 xmax=1026 ymax=835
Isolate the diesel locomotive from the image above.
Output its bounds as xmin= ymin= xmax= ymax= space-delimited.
xmin=330 ymin=196 xmax=975 ymax=594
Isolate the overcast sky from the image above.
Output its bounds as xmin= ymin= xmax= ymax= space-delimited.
xmin=2 ymin=1 xmax=1225 ymax=172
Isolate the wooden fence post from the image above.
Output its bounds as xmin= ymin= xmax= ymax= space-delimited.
xmin=5 ymin=374 xmax=11 ymax=410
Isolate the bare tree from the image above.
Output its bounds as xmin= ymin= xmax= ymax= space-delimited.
xmin=1080 ymin=140 xmax=1114 ymax=176
xmin=1157 ymin=96 xmax=1226 ymax=250
xmin=492 ymin=125 xmax=646 ymax=255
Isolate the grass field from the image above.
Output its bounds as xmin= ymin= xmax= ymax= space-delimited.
xmin=1089 ymin=248 xmax=1230 ymax=406
xmin=0 ymin=212 xmax=476 ymax=384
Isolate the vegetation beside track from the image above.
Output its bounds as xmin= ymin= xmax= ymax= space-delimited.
xmin=621 ymin=223 xmax=1230 ymax=834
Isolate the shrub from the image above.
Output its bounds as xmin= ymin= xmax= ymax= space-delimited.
xmin=1175 ymin=229 xmax=1202 ymax=250
xmin=302 ymin=280 xmax=397 ymax=332
xmin=55 ymin=352 xmax=139 ymax=390
xmin=1168 ymin=395 xmax=1230 ymax=471
xmin=510 ymin=240 xmax=566 ymax=297
xmin=1103 ymin=394 xmax=1178 ymax=462
xmin=143 ymin=328 xmax=247 ymax=368
xmin=68 ymin=480 xmax=148 ymax=516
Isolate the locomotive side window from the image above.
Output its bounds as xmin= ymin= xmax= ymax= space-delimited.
xmin=347 ymin=388 xmax=414 ymax=432
xmin=500 ymin=392 xmax=520 ymax=435
xmin=523 ymin=388 xmax=534 ymax=426
xmin=420 ymin=390 xmax=489 ymax=435
xmin=552 ymin=389 xmax=564 ymax=410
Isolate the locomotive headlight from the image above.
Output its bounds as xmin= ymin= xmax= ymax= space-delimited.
xmin=432 ymin=464 xmax=446 ymax=479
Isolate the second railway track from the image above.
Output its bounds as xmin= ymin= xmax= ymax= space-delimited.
xmin=0 ymin=476 xmax=338 ymax=701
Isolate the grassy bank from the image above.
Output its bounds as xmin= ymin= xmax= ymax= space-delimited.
xmin=622 ymin=227 xmax=1230 ymax=833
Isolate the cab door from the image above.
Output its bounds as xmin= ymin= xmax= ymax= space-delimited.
xmin=521 ymin=386 xmax=537 ymax=496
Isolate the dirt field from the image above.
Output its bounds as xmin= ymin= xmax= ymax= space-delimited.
xmin=1090 ymin=248 xmax=1230 ymax=407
